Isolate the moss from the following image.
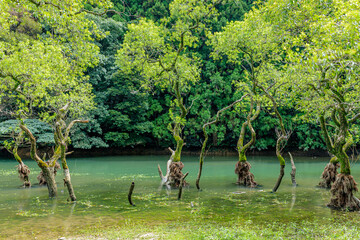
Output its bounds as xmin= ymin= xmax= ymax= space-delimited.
xmin=278 ymin=156 xmax=285 ymax=166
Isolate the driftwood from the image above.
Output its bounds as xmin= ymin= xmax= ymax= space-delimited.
xmin=178 ymin=172 xmax=189 ymax=200
xmin=158 ymin=148 xmax=176 ymax=187
xmin=289 ymin=152 xmax=297 ymax=186
xmin=128 ymin=181 xmax=135 ymax=206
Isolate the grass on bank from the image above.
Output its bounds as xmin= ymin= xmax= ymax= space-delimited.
xmin=70 ymin=218 xmax=360 ymax=240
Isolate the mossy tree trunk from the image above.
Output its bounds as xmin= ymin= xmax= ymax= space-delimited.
xmin=55 ymin=103 xmax=89 ymax=201
xmin=235 ymin=97 xmax=260 ymax=187
xmin=5 ymin=130 xmax=31 ymax=187
xmin=259 ymin=85 xmax=290 ymax=193
xmin=20 ymin=122 xmax=58 ymax=198
xmin=166 ymin=80 xmax=188 ymax=187
xmin=320 ymin=106 xmax=359 ymax=210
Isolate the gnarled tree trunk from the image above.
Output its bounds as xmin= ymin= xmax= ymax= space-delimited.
xmin=41 ymin=166 xmax=58 ymax=198
xmin=196 ymin=94 xmax=248 ymax=190
xmin=17 ymin=162 xmax=31 ymax=188
xmin=158 ymin=148 xmax=187 ymax=188
xmin=20 ymin=121 xmax=58 ymax=198
xmin=235 ymin=98 xmax=260 ymax=187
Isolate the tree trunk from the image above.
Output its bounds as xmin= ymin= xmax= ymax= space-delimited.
xmin=42 ymin=167 xmax=57 ymax=198
xmin=272 ymin=165 xmax=285 ymax=193
xmin=63 ymin=168 xmax=76 ymax=201
xmin=235 ymin=99 xmax=260 ymax=187
xmin=196 ymin=159 xmax=203 ymax=190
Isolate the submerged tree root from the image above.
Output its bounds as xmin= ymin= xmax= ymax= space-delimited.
xmin=37 ymin=161 xmax=60 ymax=185
xmin=17 ymin=163 xmax=31 ymax=187
xmin=235 ymin=161 xmax=257 ymax=187
xmin=327 ymin=174 xmax=360 ymax=211
xmin=318 ymin=162 xmax=339 ymax=188
xmin=169 ymin=162 xmax=188 ymax=188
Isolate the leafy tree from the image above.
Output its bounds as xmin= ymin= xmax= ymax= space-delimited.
xmin=0 ymin=0 xmax=113 ymax=199
xmin=209 ymin=5 xmax=291 ymax=189
xmin=262 ymin=0 xmax=360 ymax=210
xmin=117 ymin=0 xmax=217 ymax=187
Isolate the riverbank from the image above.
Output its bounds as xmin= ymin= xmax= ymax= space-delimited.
xmin=0 ymin=146 xmax=330 ymax=159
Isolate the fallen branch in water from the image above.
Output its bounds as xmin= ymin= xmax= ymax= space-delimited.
xmin=128 ymin=181 xmax=135 ymax=206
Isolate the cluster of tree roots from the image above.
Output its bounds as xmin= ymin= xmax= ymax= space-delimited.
xmin=328 ymin=174 xmax=360 ymax=211
xmin=235 ymin=161 xmax=257 ymax=187
xmin=169 ymin=162 xmax=187 ymax=187
xmin=318 ymin=162 xmax=339 ymax=188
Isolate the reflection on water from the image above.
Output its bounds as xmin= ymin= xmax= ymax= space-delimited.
xmin=0 ymin=155 xmax=359 ymax=239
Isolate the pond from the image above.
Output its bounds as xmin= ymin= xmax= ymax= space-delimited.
xmin=0 ymin=155 xmax=360 ymax=239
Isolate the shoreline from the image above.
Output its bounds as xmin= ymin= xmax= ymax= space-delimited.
xmin=0 ymin=146 xmax=330 ymax=159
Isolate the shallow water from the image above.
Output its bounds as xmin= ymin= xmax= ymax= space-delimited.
xmin=0 ymin=155 xmax=359 ymax=239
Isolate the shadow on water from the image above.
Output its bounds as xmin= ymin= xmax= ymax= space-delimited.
xmin=0 ymin=155 xmax=359 ymax=239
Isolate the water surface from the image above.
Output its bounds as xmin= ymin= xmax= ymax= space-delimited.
xmin=0 ymin=155 xmax=359 ymax=239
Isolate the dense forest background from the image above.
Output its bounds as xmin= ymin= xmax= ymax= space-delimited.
xmin=0 ymin=0 xmax=328 ymax=154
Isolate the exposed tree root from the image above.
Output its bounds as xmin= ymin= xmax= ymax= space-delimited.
xmin=37 ymin=161 xmax=60 ymax=185
xmin=169 ymin=162 xmax=188 ymax=188
xmin=235 ymin=161 xmax=257 ymax=187
xmin=318 ymin=162 xmax=339 ymax=188
xmin=16 ymin=163 xmax=31 ymax=187
xmin=327 ymin=174 xmax=359 ymax=211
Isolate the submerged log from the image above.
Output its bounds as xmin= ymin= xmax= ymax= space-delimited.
xmin=128 ymin=181 xmax=135 ymax=206
xmin=289 ymin=152 xmax=297 ymax=187
xmin=178 ymin=172 xmax=189 ymax=200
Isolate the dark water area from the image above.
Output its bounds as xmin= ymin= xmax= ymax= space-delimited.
xmin=0 ymin=155 xmax=359 ymax=239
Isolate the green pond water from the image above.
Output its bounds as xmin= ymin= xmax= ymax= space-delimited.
xmin=0 ymin=155 xmax=360 ymax=239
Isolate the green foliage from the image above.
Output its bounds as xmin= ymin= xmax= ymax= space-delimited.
xmin=0 ymin=119 xmax=54 ymax=146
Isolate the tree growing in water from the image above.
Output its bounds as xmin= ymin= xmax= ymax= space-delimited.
xmin=0 ymin=0 xmax=113 ymax=199
xmin=3 ymin=129 xmax=31 ymax=187
xmin=209 ymin=7 xmax=290 ymax=188
xmin=262 ymin=0 xmax=360 ymax=209
xmin=117 ymin=0 xmax=217 ymax=187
